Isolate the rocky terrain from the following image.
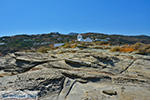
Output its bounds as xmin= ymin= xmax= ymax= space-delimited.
xmin=0 ymin=47 xmax=150 ymax=100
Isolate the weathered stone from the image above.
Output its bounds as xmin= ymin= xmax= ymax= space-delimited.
xmin=0 ymin=48 xmax=150 ymax=100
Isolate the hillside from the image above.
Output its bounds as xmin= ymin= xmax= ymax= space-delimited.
xmin=0 ymin=32 xmax=150 ymax=56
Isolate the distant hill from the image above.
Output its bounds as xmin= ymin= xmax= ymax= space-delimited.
xmin=0 ymin=32 xmax=150 ymax=56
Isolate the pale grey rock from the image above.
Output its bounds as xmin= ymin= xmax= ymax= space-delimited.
xmin=0 ymin=48 xmax=150 ymax=100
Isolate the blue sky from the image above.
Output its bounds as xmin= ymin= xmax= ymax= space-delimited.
xmin=0 ymin=0 xmax=150 ymax=37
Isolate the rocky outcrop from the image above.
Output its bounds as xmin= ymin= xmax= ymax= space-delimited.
xmin=0 ymin=48 xmax=150 ymax=100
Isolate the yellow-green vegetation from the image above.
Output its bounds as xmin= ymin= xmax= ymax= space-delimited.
xmin=130 ymin=42 xmax=144 ymax=50
xmin=110 ymin=42 xmax=150 ymax=55
xmin=61 ymin=42 xmax=78 ymax=48
xmin=36 ymin=44 xmax=59 ymax=53
xmin=111 ymin=45 xmax=135 ymax=53
xmin=110 ymin=46 xmax=121 ymax=52
xmin=94 ymin=41 xmax=109 ymax=45
xmin=36 ymin=46 xmax=51 ymax=53
xmin=134 ymin=43 xmax=150 ymax=55
xmin=61 ymin=41 xmax=110 ymax=49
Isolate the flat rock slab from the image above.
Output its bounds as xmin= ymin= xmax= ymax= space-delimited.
xmin=0 ymin=48 xmax=150 ymax=100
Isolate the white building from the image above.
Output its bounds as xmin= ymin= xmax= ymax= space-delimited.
xmin=84 ymin=37 xmax=92 ymax=42
xmin=77 ymin=34 xmax=84 ymax=41
xmin=77 ymin=34 xmax=92 ymax=42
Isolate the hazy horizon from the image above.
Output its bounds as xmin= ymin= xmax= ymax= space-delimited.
xmin=0 ymin=31 xmax=150 ymax=38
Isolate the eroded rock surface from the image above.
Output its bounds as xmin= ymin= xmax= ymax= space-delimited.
xmin=0 ymin=48 xmax=150 ymax=100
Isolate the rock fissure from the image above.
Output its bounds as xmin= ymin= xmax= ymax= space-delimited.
xmin=119 ymin=59 xmax=136 ymax=74
xmin=64 ymin=80 xmax=77 ymax=99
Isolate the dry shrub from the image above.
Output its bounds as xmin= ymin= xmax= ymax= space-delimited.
xmin=111 ymin=46 xmax=135 ymax=53
xmin=93 ymin=46 xmax=104 ymax=49
xmin=22 ymin=48 xmax=37 ymax=52
xmin=94 ymin=41 xmax=109 ymax=45
xmin=62 ymin=42 xmax=78 ymax=48
xmin=131 ymin=43 xmax=150 ymax=55
xmin=120 ymin=46 xmax=135 ymax=53
xmin=70 ymin=40 xmax=76 ymax=44
xmin=110 ymin=43 xmax=150 ymax=55
xmin=62 ymin=42 xmax=70 ymax=48
xmin=111 ymin=45 xmax=135 ymax=53
xmin=136 ymin=45 xmax=150 ymax=55
xmin=49 ymin=44 xmax=54 ymax=49
xmin=71 ymin=44 xmax=78 ymax=48
xmin=110 ymin=46 xmax=121 ymax=52
xmin=36 ymin=46 xmax=51 ymax=53
xmin=146 ymin=48 xmax=150 ymax=53
xmin=131 ymin=42 xmax=144 ymax=50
